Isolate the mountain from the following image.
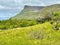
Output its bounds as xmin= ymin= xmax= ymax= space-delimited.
xmin=0 ymin=4 xmax=60 ymax=45
xmin=11 ymin=4 xmax=60 ymax=20
xmin=11 ymin=5 xmax=44 ymax=20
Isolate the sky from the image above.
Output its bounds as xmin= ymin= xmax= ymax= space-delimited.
xmin=0 ymin=0 xmax=60 ymax=20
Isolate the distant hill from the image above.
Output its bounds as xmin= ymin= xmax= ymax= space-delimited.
xmin=11 ymin=4 xmax=60 ymax=20
xmin=11 ymin=5 xmax=44 ymax=20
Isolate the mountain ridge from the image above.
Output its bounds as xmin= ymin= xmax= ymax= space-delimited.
xmin=11 ymin=4 xmax=60 ymax=20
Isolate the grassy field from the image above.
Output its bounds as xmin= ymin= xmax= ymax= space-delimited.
xmin=0 ymin=22 xmax=60 ymax=45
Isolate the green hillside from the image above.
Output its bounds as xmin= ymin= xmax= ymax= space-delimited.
xmin=0 ymin=4 xmax=60 ymax=45
xmin=12 ymin=4 xmax=60 ymax=20
xmin=0 ymin=22 xmax=60 ymax=45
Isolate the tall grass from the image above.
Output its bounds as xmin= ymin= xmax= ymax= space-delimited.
xmin=0 ymin=22 xmax=60 ymax=45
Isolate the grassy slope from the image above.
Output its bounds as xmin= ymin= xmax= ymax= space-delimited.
xmin=0 ymin=22 xmax=60 ymax=45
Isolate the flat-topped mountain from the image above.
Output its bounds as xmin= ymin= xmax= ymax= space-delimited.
xmin=11 ymin=4 xmax=60 ymax=20
xmin=24 ymin=5 xmax=44 ymax=11
xmin=11 ymin=5 xmax=44 ymax=20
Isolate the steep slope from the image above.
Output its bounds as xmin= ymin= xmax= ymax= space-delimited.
xmin=0 ymin=22 xmax=60 ymax=45
xmin=11 ymin=4 xmax=60 ymax=20
xmin=11 ymin=6 xmax=44 ymax=20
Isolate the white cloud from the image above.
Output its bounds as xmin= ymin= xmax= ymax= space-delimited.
xmin=0 ymin=5 xmax=13 ymax=9
xmin=0 ymin=0 xmax=60 ymax=9
xmin=0 ymin=0 xmax=24 ymax=9
xmin=24 ymin=0 xmax=60 ymax=6
xmin=0 ymin=5 xmax=5 ymax=9
xmin=0 ymin=5 xmax=24 ymax=10
xmin=0 ymin=0 xmax=60 ymax=10
xmin=25 ymin=3 xmax=46 ymax=6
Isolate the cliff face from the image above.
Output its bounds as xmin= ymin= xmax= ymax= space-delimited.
xmin=24 ymin=6 xmax=44 ymax=11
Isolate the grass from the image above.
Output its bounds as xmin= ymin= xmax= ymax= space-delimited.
xmin=0 ymin=22 xmax=60 ymax=45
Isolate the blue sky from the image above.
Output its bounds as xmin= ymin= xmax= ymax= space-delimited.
xmin=0 ymin=0 xmax=60 ymax=20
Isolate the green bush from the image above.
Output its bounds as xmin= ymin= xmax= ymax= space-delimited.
xmin=0 ymin=12 xmax=60 ymax=30
xmin=0 ymin=19 xmax=38 ymax=30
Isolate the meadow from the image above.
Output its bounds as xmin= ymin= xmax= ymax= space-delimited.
xmin=0 ymin=22 xmax=60 ymax=45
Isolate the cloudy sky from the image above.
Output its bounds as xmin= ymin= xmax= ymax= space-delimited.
xmin=0 ymin=0 xmax=60 ymax=9
xmin=0 ymin=0 xmax=60 ymax=20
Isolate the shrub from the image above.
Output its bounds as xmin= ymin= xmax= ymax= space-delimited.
xmin=0 ymin=19 xmax=38 ymax=30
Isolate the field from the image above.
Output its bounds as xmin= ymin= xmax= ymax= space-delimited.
xmin=0 ymin=4 xmax=60 ymax=45
xmin=0 ymin=22 xmax=60 ymax=45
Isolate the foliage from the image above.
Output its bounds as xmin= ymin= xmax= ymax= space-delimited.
xmin=0 ymin=19 xmax=38 ymax=30
xmin=0 ymin=22 xmax=60 ymax=45
xmin=0 ymin=11 xmax=60 ymax=30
